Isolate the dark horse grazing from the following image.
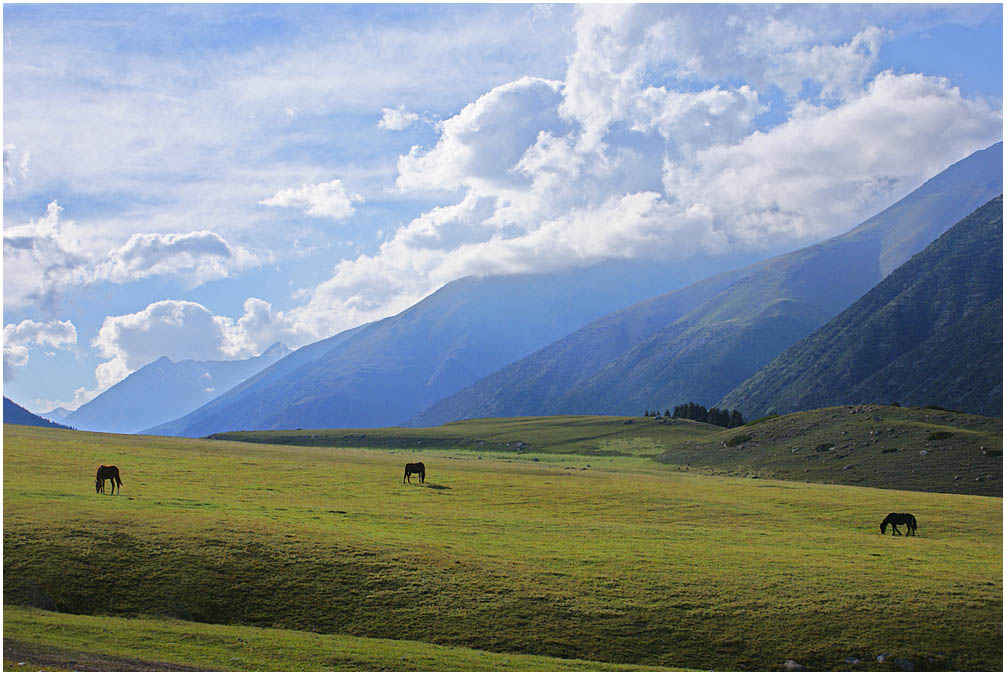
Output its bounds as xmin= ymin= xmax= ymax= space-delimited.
xmin=880 ymin=512 xmax=917 ymax=536
xmin=95 ymin=465 xmax=123 ymax=495
xmin=403 ymin=462 xmax=425 ymax=484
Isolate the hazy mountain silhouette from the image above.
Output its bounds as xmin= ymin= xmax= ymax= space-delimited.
xmin=64 ymin=342 xmax=291 ymax=434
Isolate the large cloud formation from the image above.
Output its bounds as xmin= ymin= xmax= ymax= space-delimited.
xmin=10 ymin=5 xmax=1001 ymax=404
xmin=78 ymin=298 xmax=300 ymax=407
xmin=290 ymin=4 xmax=1002 ymax=335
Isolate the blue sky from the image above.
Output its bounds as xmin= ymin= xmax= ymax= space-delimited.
xmin=3 ymin=3 xmax=1002 ymax=414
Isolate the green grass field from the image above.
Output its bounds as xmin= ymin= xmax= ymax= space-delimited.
xmin=3 ymin=606 xmax=665 ymax=671
xmin=211 ymin=407 xmax=1003 ymax=496
xmin=4 ymin=422 xmax=1002 ymax=670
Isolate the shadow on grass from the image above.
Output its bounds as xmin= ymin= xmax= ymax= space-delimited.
xmin=423 ymin=484 xmax=451 ymax=490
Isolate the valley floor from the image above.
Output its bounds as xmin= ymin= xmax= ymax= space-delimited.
xmin=4 ymin=422 xmax=1002 ymax=671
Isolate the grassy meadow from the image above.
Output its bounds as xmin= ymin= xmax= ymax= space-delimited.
xmin=4 ymin=422 xmax=1003 ymax=671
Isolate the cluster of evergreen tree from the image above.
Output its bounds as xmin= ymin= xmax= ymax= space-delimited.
xmin=671 ymin=402 xmax=745 ymax=428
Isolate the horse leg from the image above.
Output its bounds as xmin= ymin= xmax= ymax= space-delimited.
xmin=893 ymin=525 xmax=901 ymax=536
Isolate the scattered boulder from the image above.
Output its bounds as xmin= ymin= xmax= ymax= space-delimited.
xmin=919 ymin=450 xmax=928 ymax=457
xmin=877 ymin=653 xmax=890 ymax=663
xmin=893 ymin=657 xmax=915 ymax=671
xmin=783 ymin=659 xmax=807 ymax=671
xmin=844 ymin=657 xmax=861 ymax=665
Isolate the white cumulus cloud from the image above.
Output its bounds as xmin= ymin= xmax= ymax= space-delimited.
xmin=81 ymin=297 xmax=311 ymax=403
xmin=378 ymin=104 xmax=420 ymax=131
xmin=96 ymin=231 xmax=259 ymax=287
xmin=259 ymin=179 xmax=363 ymax=220
xmin=3 ymin=202 xmax=261 ymax=308
xmin=3 ymin=318 xmax=77 ymax=382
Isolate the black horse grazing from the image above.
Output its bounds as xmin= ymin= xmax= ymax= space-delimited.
xmin=95 ymin=465 xmax=123 ymax=495
xmin=403 ymin=462 xmax=425 ymax=484
xmin=880 ymin=512 xmax=917 ymax=536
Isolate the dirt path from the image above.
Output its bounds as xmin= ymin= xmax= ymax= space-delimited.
xmin=3 ymin=639 xmax=211 ymax=671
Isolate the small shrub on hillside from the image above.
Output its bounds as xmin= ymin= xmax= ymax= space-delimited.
xmin=726 ymin=434 xmax=752 ymax=447
xmin=928 ymin=431 xmax=954 ymax=441
xmin=815 ymin=443 xmax=833 ymax=453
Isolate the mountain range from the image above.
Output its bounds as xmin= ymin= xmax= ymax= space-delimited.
xmin=63 ymin=342 xmax=291 ymax=434
xmin=146 ymin=257 xmax=760 ymax=437
xmin=413 ymin=142 xmax=1003 ymax=424
xmin=719 ymin=196 xmax=1003 ymax=418
xmin=88 ymin=142 xmax=1007 ymax=437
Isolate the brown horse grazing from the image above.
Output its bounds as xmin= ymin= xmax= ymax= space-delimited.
xmin=403 ymin=462 xmax=425 ymax=484
xmin=880 ymin=512 xmax=917 ymax=536
xmin=95 ymin=465 xmax=123 ymax=495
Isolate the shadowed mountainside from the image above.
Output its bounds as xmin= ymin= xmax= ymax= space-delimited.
xmin=3 ymin=397 xmax=72 ymax=430
xmin=719 ymin=196 xmax=1003 ymax=418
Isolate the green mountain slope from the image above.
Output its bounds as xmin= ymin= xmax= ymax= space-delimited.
xmin=719 ymin=196 xmax=1003 ymax=418
xmin=410 ymin=265 xmax=754 ymax=425
xmin=415 ymin=142 xmax=1003 ymax=423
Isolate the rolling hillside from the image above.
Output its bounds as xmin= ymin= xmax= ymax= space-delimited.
xmin=210 ymin=407 xmax=1002 ymax=497
xmin=147 ymin=258 xmax=756 ymax=437
xmin=414 ymin=142 xmax=1004 ymax=425
xmin=63 ymin=343 xmax=291 ymax=434
xmin=720 ymin=197 xmax=1003 ymax=418
xmin=3 ymin=398 xmax=71 ymax=430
